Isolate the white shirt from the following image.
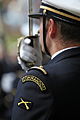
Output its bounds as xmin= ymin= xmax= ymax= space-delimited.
xmin=51 ymin=46 xmax=79 ymax=60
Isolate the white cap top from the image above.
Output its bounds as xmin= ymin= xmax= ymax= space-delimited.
xmin=42 ymin=0 xmax=80 ymax=17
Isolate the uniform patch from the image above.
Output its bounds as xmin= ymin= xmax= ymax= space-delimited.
xmin=18 ymin=98 xmax=32 ymax=110
xmin=22 ymin=75 xmax=46 ymax=91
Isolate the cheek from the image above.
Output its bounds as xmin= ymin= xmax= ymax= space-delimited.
xmin=39 ymin=24 xmax=44 ymax=49
xmin=40 ymin=23 xmax=43 ymax=41
xmin=39 ymin=34 xmax=44 ymax=52
xmin=39 ymin=31 xmax=43 ymax=46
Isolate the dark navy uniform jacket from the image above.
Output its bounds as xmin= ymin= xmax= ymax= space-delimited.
xmin=12 ymin=47 xmax=80 ymax=120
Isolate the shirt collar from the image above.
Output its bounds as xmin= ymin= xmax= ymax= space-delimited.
xmin=51 ymin=46 xmax=79 ymax=60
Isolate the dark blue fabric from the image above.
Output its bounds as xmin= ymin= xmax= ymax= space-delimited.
xmin=12 ymin=47 xmax=80 ymax=120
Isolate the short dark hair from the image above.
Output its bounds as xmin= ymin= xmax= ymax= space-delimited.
xmin=56 ymin=20 xmax=80 ymax=43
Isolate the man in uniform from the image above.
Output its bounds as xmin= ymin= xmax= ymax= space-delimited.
xmin=12 ymin=0 xmax=80 ymax=119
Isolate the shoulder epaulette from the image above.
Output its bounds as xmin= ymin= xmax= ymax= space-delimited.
xmin=28 ymin=66 xmax=47 ymax=75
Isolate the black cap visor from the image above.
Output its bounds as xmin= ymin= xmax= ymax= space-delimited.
xmin=29 ymin=13 xmax=43 ymax=19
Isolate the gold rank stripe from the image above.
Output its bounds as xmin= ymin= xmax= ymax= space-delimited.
xmin=40 ymin=5 xmax=80 ymax=21
xmin=22 ymin=75 xmax=46 ymax=91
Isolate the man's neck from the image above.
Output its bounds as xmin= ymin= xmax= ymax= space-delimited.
xmin=51 ymin=46 xmax=79 ymax=59
xmin=50 ymin=42 xmax=80 ymax=56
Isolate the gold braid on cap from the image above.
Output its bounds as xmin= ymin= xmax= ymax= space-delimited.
xmin=40 ymin=5 xmax=80 ymax=22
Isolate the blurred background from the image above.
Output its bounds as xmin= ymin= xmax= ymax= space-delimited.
xmin=0 ymin=0 xmax=41 ymax=119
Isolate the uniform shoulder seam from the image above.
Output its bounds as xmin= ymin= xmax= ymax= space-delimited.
xmin=28 ymin=66 xmax=47 ymax=75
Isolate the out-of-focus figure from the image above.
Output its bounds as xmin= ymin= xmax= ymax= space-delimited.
xmin=0 ymin=1 xmax=23 ymax=119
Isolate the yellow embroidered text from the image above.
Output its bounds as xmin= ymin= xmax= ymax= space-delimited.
xmin=22 ymin=75 xmax=46 ymax=91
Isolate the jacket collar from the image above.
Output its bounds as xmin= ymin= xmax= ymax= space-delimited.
xmin=48 ymin=47 xmax=80 ymax=64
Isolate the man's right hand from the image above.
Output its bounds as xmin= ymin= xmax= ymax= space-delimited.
xmin=17 ymin=36 xmax=42 ymax=71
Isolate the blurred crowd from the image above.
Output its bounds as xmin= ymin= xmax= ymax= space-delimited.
xmin=0 ymin=0 xmax=40 ymax=119
xmin=0 ymin=47 xmax=22 ymax=120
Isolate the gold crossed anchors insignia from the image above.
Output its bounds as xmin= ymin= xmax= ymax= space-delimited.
xmin=18 ymin=98 xmax=32 ymax=110
xmin=22 ymin=75 xmax=46 ymax=91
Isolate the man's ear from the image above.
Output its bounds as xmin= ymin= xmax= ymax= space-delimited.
xmin=47 ymin=19 xmax=57 ymax=38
